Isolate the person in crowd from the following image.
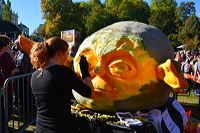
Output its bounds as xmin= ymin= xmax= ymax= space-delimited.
xmin=174 ymin=51 xmax=182 ymax=67
xmin=12 ymin=39 xmax=34 ymax=113
xmin=193 ymin=55 xmax=200 ymax=77
xmin=0 ymin=35 xmax=19 ymax=91
xmin=190 ymin=50 xmax=199 ymax=66
xmin=30 ymin=37 xmax=94 ymax=133
xmin=185 ymin=51 xmax=192 ymax=62
xmin=189 ymin=50 xmax=199 ymax=92
xmin=175 ymin=51 xmax=186 ymax=69
xmin=13 ymin=39 xmax=34 ymax=74
xmin=0 ymin=35 xmax=19 ymax=120
xmin=181 ymin=58 xmax=192 ymax=95
xmin=190 ymin=50 xmax=199 ymax=74
xmin=193 ymin=55 xmax=200 ymax=96
xmin=66 ymin=45 xmax=78 ymax=69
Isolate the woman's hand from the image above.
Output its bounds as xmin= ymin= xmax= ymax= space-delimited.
xmin=79 ymin=55 xmax=90 ymax=79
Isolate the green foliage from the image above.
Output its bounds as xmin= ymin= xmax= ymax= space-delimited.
xmin=118 ymin=0 xmax=150 ymax=24
xmin=151 ymin=0 xmax=177 ymax=10
xmin=85 ymin=6 xmax=111 ymax=35
xmin=175 ymin=1 xmax=196 ymax=40
xmin=170 ymin=1 xmax=196 ymax=47
xmin=29 ymin=34 xmax=43 ymax=42
xmin=41 ymin=0 xmax=83 ymax=38
xmin=105 ymin=0 xmax=122 ymax=9
xmin=118 ymin=0 xmax=133 ymax=20
xmin=32 ymin=24 xmax=46 ymax=39
xmin=176 ymin=1 xmax=196 ymax=22
xmin=149 ymin=9 xmax=177 ymax=37
xmin=45 ymin=20 xmax=61 ymax=38
xmin=40 ymin=0 xmax=198 ymax=47
xmin=178 ymin=13 xmax=200 ymax=49
xmin=37 ymin=23 xmax=46 ymax=39
xmin=149 ymin=0 xmax=177 ymax=39
xmin=104 ymin=0 xmax=121 ymax=24
xmin=89 ymin=0 xmax=101 ymax=5
xmin=3 ymin=0 xmax=12 ymax=22
xmin=41 ymin=0 xmax=72 ymax=21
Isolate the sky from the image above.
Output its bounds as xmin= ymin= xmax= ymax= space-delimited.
xmin=9 ymin=0 xmax=200 ymax=35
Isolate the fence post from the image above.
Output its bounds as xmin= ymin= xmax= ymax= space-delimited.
xmin=199 ymin=96 xmax=200 ymax=108
xmin=0 ymin=88 xmax=2 ymax=133
xmin=3 ymin=78 xmax=10 ymax=133
xmin=2 ymin=72 xmax=35 ymax=133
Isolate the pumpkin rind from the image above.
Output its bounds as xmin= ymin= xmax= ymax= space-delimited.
xmin=73 ymin=21 xmax=176 ymax=112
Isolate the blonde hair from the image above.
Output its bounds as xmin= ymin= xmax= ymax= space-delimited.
xmin=30 ymin=42 xmax=48 ymax=69
xmin=30 ymin=37 xmax=69 ymax=69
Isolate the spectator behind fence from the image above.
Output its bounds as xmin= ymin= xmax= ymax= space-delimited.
xmin=0 ymin=35 xmax=19 ymax=90
xmin=11 ymin=39 xmax=34 ymax=112
xmin=181 ymin=58 xmax=192 ymax=95
xmin=0 ymin=35 xmax=19 ymax=120
xmin=30 ymin=37 xmax=94 ymax=133
xmin=13 ymin=39 xmax=34 ymax=74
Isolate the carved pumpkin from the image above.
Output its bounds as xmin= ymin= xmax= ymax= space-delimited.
xmin=72 ymin=21 xmax=188 ymax=112
xmin=18 ymin=21 xmax=188 ymax=112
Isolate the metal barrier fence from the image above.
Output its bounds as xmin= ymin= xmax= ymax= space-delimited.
xmin=0 ymin=72 xmax=36 ymax=133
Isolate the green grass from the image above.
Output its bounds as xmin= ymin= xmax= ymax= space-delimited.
xmin=177 ymin=92 xmax=200 ymax=127
xmin=178 ymin=94 xmax=199 ymax=105
xmin=178 ymin=93 xmax=199 ymax=113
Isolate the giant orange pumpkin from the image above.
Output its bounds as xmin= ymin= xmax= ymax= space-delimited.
xmin=72 ymin=21 xmax=188 ymax=112
xmin=18 ymin=21 xmax=188 ymax=112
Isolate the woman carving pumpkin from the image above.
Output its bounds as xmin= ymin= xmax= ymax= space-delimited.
xmin=30 ymin=37 xmax=94 ymax=133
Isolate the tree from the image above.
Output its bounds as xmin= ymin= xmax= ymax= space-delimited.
xmin=176 ymin=1 xmax=196 ymax=22
xmin=41 ymin=0 xmax=78 ymax=38
xmin=118 ymin=0 xmax=133 ymax=20
xmin=3 ymin=0 xmax=12 ymax=22
xmin=89 ymin=0 xmax=101 ymax=5
xmin=29 ymin=34 xmax=43 ymax=42
xmin=44 ymin=16 xmax=61 ymax=38
xmin=105 ymin=0 xmax=122 ymax=9
xmin=104 ymin=0 xmax=121 ymax=25
xmin=41 ymin=0 xmax=95 ymax=39
xmin=178 ymin=13 xmax=200 ymax=49
xmin=150 ymin=0 xmax=177 ymax=10
xmin=174 ymin=1 xmax=196 ymax=47
xmin=39 ymin=23 xmax=46 ymax=39
xmin=32 ymin=24 xmax=46 ymax=40
xmin=149 ymin=0 xmax=177 ymax=40
xmin=41 ymin=0 xmax=72 ymax=21
xmin=149 ymin=9 xmax=177 ymax=36
xmin=71 ymin=2 xmax=93 ymax=39
xmin=118 ymin=0 xmax=150 ymax=24
xmin=85 ymin=5 xmax=112 ymax=35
